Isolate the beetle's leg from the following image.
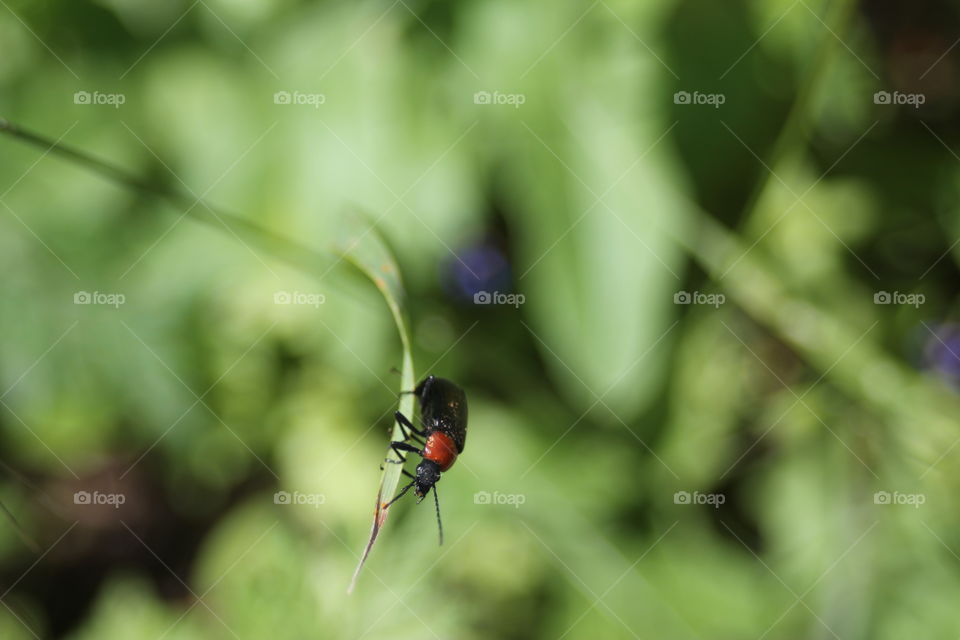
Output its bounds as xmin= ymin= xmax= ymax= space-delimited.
xmin=383 ymin=450 xmax=406 ymax=465
xmin=383 ymin=446 xmax=407 ymax=466
xmin=380 ymin=464 xmax=418 ymax=483
xmin=386 ymin=440 xmax=422 ymax=465
xmin=395 ymin=411 xmax=427 ymax=440
xmin=385 ymin=480 xmax=415 ymax=508
xmin=390 ymin=441 xmax=422 ymax=455
xmin=405 ymin=432 xmax=426 ymax=446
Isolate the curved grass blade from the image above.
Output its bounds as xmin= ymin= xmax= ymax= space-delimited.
xmin=336 ymin=211 xmax=415 ymax=593
xmin=0 ymin=119 xmax=416 ymax=586
xmin=0 ymin=118 xmax=329 ymax=278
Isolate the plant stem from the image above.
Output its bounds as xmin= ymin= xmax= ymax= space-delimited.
xmin=735 ymin=0 xmax=862 ymax=231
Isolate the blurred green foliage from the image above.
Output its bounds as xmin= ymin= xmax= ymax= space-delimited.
xmin=2 ymin=0 xmax=960 ymax=638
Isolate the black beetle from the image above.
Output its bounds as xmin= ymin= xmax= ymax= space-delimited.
xmin=384 ymin=375 xmax=468 ymax=544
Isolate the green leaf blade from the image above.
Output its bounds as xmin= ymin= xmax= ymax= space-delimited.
xmin=336 ymin=211 xmax=415 ymax=593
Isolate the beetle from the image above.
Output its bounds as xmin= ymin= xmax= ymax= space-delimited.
xmin=383 ymin=375 xmax=467 ymax=545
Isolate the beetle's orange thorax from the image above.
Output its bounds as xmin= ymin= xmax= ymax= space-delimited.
xmin=423 ymin=432 xmax=458 ymax=471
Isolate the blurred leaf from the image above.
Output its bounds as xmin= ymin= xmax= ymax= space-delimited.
xmin=482 ymin=3 xmax=689 ymax=420
xmin=67 ymin=576 xmax=205 ymax=640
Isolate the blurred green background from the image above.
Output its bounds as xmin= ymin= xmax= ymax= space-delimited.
xmin=2 ymin=0 xmax=960 ymax=637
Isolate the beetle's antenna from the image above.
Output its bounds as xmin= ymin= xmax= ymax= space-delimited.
xmin=385 ymin=480 xmax=415 ymax=508
xmin=432 ymin=485 xmax=444 ymax=546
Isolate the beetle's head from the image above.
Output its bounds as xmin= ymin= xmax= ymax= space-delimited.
xmin=414 ymin=459 xmax=441 ymax=501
